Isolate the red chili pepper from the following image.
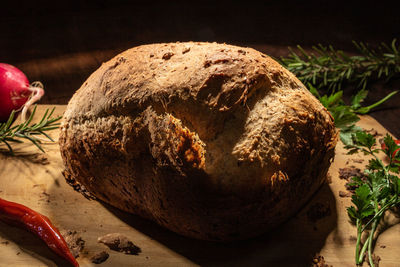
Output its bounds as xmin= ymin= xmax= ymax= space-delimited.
xmin=0 ymin=197 xmax=79 ymax=267
xmin=381 ymin=139 xmax=400 ymax=163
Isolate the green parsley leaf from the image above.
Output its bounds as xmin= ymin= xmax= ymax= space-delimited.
xmin=351 ymin=88 xmax=368 ymax=109
xmin=368 ymin=158 xmax=382 ymax=170
xmin=353 ymin=131 xmax=376 ymax=150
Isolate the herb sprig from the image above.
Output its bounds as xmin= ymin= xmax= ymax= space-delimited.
xmin=280 ymin=39 xmax=400 ymax=92
xmin=0 ymin=105 xmax=61 ymax=154
xmin=345 ymin=131 xmax=400 ymax=267
xmin=308 ymin=83 xmax=398 ymax=145
xmin=281 ymin=40 xmax=400 ymax=266
xmin=280 ymin=39 xmax=399 ymax=145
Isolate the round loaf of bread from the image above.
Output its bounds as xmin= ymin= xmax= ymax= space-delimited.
xmin=59 ymin=42 xmax=337 ymax=241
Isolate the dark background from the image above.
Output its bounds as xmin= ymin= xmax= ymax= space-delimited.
xmin=1 ymin=0 xmax=399 ymax=136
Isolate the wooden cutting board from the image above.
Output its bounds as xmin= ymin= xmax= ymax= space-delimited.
xmin=0 ymin=105 xmax=399 ymax=267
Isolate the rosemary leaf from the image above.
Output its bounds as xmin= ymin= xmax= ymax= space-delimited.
xmin=280 ymin=39 xmax=400 ymax=92
xmin=0 ymin=105 xmax=62 ymax=154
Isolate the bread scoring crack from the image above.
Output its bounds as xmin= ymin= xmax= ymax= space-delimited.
xmin=168 ymin=116 xmax=205 ymax=169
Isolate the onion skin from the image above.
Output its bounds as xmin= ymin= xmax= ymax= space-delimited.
xmin=0 ymin=63 xmax=31 ymax=122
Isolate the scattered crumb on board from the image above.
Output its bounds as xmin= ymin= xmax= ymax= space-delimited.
xmin=62 ymin=230 xmax=85 ymax=258
xmin=365 ymin=128 xmax=382 ymax=138
xmin=338 ymin=167 xmax=367 ymax=194
xmin=98 ymin=233 xmax=141 ymax=255
xmin=369 ymin=254 xmax=381 ymax=267
xmin=91 ymin=251 xmax=109 ymax=264
xmin=39 ymin=191 xmax=51 ymax=202
xmin=312 ymin=253 xmax=332 ymax=267
xmin=338 ymin=167 xmax=365 ymax=181
xmin=339 ymin=190 xmax=352 ymax=198
xmin=349 ymin=235 xmax=357 ymax=242
xmin=31 ymin=153 xmax=50 ymax=165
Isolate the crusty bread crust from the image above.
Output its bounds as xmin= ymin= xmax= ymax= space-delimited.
xmin=59 ymin=42 xmax=337 ymax=241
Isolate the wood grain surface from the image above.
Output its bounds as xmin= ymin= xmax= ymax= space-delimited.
xmin=0 ymin=105 xmax=399 ymax=267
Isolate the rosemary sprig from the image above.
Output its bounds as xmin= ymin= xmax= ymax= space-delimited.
xmin=0 ymin=105 xmax=62 ymax=154
xmin=280 ymin=39 xmax=400 ymax=92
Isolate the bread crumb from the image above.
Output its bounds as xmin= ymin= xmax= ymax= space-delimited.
xmin=339 ymin=167 xmax=364 ymax=180
xmin=365 ymin=128 xmax=382 ymax=137
xmin=369 ymin=254 xmax=381 ymax=267
xmin=349 ymin=235 xmax=357 ymax=242
xmin=312 ymin=253 xmax=332 ymax=267
xmin=339 ymin=190 xmax=352 ymax=198
xmin=98 ymin=233 xmax=141 ymax=255
xmin=339 ymin=167 xmax=368 ymax=194
xmin=39 ymin=191 xmax=51 ymax=202
xmin=62 ymin=230 xmax=85 ymax=258
xmin=91 ymin=251 xmax=109 ymax=264
xmin=31 ymin=153 xmax=50 ymax=165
